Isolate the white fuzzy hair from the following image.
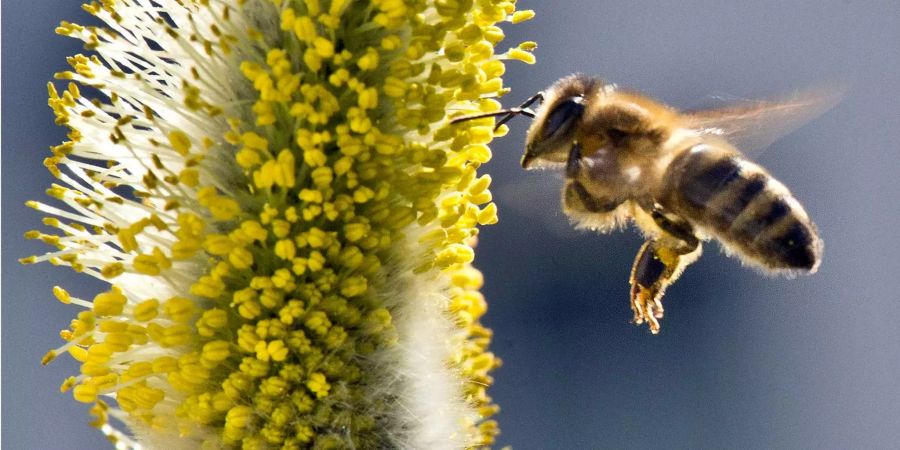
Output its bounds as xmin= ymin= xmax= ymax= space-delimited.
xmin=368 ymin=229 xmax=478 ymax=450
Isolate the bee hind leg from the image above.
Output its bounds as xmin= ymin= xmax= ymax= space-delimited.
xmin=629 ymin=207 xmax=701 ymax=333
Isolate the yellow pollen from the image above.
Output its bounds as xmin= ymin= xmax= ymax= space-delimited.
xmin=32 ymin=1 xmax=532 ymax=447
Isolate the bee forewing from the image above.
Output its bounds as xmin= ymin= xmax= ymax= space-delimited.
xmin=682 ymin=83 xmax=844 ymax=155
xmin=496 ymin=172 xmax=577 ymax=238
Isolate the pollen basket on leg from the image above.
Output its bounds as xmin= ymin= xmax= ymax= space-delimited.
xmin=31 ymin=0 xmax=535 ymax=448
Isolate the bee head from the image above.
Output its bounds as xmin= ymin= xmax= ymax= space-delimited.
xmin=522 ymin=95 xmax=585 ymax=168
xmin=449 ymin=74 xmax=602 ymax=169
xmin=522 ymin=74 xmax=602 ymax=169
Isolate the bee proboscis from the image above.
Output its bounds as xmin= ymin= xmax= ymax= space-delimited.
xmin=453 ymin=74 xmax=838 ymax=333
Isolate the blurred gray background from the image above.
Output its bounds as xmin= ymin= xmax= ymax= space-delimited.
xmin=4 ymin=1 xmax=900 ymax=448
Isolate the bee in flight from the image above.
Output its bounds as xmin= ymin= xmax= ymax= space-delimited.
xmin=453 ymin=74 xmax=837 ymax=333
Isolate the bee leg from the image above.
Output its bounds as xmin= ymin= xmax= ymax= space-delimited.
xmin=564 ymin=180 xmax=621 ymax=214
xmin=629 ymin=208 xmax=701 ymax=334
xmin=648 ymin=204 xmax=700 ymax=250
xmin=564 ymin=142 xmax=582 ymax=178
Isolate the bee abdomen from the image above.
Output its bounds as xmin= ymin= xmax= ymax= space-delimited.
xmin=668 ymin=145 xmax=821 ymax=272
xmin=732 ymin=186 xmax=821 ymax=271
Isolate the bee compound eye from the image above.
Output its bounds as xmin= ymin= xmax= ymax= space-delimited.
xmin=543 ymin=96 xmax=584 ymax=139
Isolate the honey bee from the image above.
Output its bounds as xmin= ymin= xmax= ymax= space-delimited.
xmin=453 ymin=74 xmax=837 ymax=333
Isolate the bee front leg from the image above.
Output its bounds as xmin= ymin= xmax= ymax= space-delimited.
xmin=563 ymin=142 xmax=622 ymax=215
xmin=565 ymin=142 xmax=583 ymax=178
xmin=629 ymin=207 xmax=701 ymax=333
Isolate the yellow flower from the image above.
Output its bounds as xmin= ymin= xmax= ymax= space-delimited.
xmin=26 ymin=0 xmax=535 ymax=448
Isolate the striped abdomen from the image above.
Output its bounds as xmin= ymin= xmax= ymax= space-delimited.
xmin=664 ymin=144 xmax=821 ymax=272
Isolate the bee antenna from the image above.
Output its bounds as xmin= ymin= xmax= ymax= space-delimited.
xmin=450 ymin=92 xmax=544 ymax=130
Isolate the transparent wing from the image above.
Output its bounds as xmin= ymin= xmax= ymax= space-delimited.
xmin=495 ymin=171 xmax=579 ymax=239
xmin=682 ymin=83 xmax=845 ymax=154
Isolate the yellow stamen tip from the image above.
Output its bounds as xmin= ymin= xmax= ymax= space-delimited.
xmin=42 ymin=350 xmax=58 ymax=365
